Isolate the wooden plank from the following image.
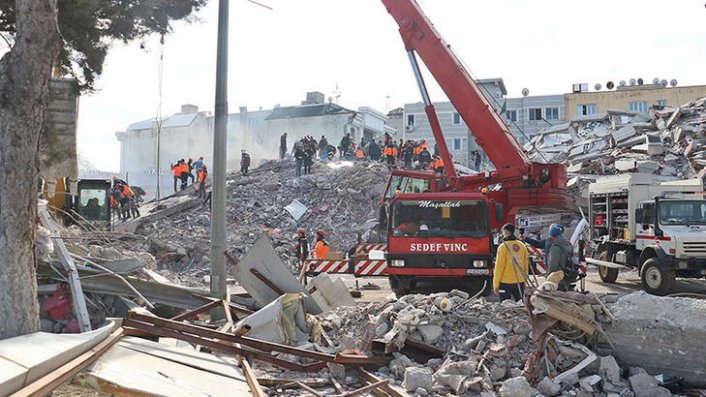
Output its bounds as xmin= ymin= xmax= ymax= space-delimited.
xmin=170 ymin=299 xmax=222 ymax=321
xmin=355 ymin=368 xmax=405 ymax=397
xmin=10 ymin=328 xmax=123 ymax=397
xmin=39 ymin=207 xmax=92 ymax=332
xmin=240 ymin=357 xmax=266 ymax=397
xmin=335 ymin=380 xmax=389 ymax=397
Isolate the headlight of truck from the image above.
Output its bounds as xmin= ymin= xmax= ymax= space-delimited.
xmin=473 ymin=260 xmax=487 ymax=268
xmin=390 ymin=259 xmax=405 ymax=267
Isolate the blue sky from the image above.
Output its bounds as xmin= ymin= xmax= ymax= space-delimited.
xmin=74 ymin=0 xmax=706 ymax=170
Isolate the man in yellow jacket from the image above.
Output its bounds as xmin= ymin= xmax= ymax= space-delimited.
xmin=493 ymin=223 xmax=529 ymax=301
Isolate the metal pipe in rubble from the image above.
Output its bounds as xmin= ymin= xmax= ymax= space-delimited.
xmin=211 ymin=0 xmax=229 ymax=300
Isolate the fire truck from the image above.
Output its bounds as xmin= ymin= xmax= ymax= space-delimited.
xmin=306 ymin=0 xmax=571 ymax=294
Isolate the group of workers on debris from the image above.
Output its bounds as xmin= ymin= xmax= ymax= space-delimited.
xmin=294 ymin=228 xmax=330 ymax=281
xmin=493 ymin=223 xmax=577 ymax=301
xmin=280 ymin=131 xmax=451 ymax=175
xmin=110 ymin=177 xmax=144 ymax=222
xmin=171 ymin=156 xmax=210 ymax=203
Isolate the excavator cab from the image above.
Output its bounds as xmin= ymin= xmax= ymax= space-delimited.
xmin=75 ymin=179 xmax=112 ymax=231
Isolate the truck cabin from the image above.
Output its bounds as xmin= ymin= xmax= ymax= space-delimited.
xmin=390 ymin=196 xmax=489 ymax=239
xmin=381 ymin=169 xmax=444 ymax=204
xmin=636 ymin=197 xmax=706 ymax=230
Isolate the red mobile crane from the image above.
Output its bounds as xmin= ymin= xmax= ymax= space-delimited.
xmin=305 ymin=0 xmax=571 ymax=294
xmin=380 ymin=0 xmax=571 ymax=294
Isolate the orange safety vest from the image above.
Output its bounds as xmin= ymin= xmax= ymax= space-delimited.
xmin=355 ymin=149 xmax=364 ymax=158
xmin=180 ymin=163 xmax=190 ymax=174
xmin=110 ymin=196 xmax=118 ymax=208
xmin=172 ymin=164 xmax=182 ymax=177
xmin=121 ymin=184 xmax=134 ymax=198
xmin=434 ymin=158 xmax=444 ymax=169
xmin=413 ymin=146 xmax=422 ymax=155
xmin=421 ymin=142 xmax=428 ymax=150
xmin=312 ymin=240 xmax=330 ymax=259
xmin=198 ymin=170 xmax=208 ymax=184
xmin=392 ymin=147 xmax=398 ymax=157
xmin=384 ymin=146 xmax=392 ymax=156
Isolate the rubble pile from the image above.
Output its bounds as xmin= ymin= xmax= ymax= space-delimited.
xmin=310 ymin=291 xmax=701 ymax=396
xmin=136 ymin=160 xmax=390 ymax=285
xmin=527 ymin=97 xmax=706 ymax=178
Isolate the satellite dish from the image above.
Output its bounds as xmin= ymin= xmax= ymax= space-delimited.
xmin=594 ymin=83 xmax=602 ymax=91
xmin=660 ymin=79 xmax=668 ymax=87
xmin=521 ymin=88 xmax=530 ymax=97
xmin=637 ymin=78 xmax=644 ymax=85
xmin=670 ymin=79 xmax=678 ymax=87
xmin=629 ymin=78 xmax=637 ymax=86
xmin=606 ymin=81 xmax=615 ymax=90
xmin=619 ymin=80 xmax=627 ymax=87
xmin=652 ymin=78 xmax=660 ymax=85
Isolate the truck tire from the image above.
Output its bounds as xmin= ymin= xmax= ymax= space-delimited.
xmin=389 ymin=276 xmax=413 ymax=296
xmin=597 ymin=251 xmax=619 ymax=283
xmin=641 ymin=258 xmax=676 ymax=296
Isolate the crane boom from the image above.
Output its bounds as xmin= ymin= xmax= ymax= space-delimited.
xmin=382 ymin=0 xmax=530 ymax=177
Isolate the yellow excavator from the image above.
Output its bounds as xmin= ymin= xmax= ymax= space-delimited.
xmin=42 ymin=177 xmax=113 ymax=231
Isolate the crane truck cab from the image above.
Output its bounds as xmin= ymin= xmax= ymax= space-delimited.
xmin=386 ymin=191 xmax=503 ymax=295
xmin=587 ymin=173 xmax=706 ymax=295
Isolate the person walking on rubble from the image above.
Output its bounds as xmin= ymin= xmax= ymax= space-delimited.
xmin=296 ymin=228 xmax=310 ymax=283
xmin=280 ymin=132 xmax=288 ymax=160
xmin=311 ymin=230 xmax=330 ymax=259
xmin=186 ymin=158 xmax=195 ymax=185
xmin=319 ymin=135 xmax=328 ymax=161
xmin=294 ymin=144 xmax=305 ymax=177
xmin=171 ymin=159 xmax=184 ymax=192
xmin=240 ymin=150 xmax=251 ymax=176
xmin=493 ymin=223 xmax=529 ymax=301
xmin=303 ymin=144 xmax=315 ymax=174
xmin=197 ymin=164 xmax=208 ymax=200
xmin=545 ymin=224 xmax=577 ymax=291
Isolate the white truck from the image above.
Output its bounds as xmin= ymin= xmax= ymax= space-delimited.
xmin=586 ymin=172 xmax=706 ymax=295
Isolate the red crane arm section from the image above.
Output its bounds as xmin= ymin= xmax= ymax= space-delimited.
xmin=382 ymin=0 xmax=530 ymax=174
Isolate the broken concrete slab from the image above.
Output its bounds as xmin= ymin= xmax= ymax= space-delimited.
xmin=606 ymin=292 xmax=706 ymax=387
xmin=234 ymin=293 xmax=310 ymax=345
xmin=0 ymin=321 xmax=117 ymax=395
xmin=81 ymin=336 xmax=251 ymax=396
xmin=307 ymin=274 xmax=356 ymax=313
xmin=230 ymin=234 xmax=322 ymax=314
xmin=629 ymin=373 xmax=672 ymax=397
xmin=402 ymin=367 xmax=433 ymax=392
xmin=498 ymin=376 xmax=537 ymax=397
xmin=613 ymin=125 xmax=638 ymax=142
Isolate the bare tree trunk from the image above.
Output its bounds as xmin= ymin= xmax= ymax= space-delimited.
xmin=0 ymin=0 xmax=61 ymax=339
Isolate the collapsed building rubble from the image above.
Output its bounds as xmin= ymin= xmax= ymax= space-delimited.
xmin=127 ymin=160 xmax=390 ymax=287
xmin=527 ymin=97 xmax=706 ymax=179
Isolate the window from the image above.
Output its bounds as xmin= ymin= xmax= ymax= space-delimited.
xmin=545 ymin=107 xmax=560 ymax=120
xmin=529 ymin=108 xmax=542 ymax=121
xmin=452 ymin=112 xmax=461 ymax=125
xmin=248 ymin=118 xmax=260 ymax=129
xmin=659 ymin=201 xmax=706 ymax=226
xmin=406 ymin=114 xmax=415 ymax=126
xmin=505 ymin=110 xmax=517 ymax=122
xmin=453 ymin=138 xmax=462 ymax=151
xmin=629 ymin=101 xmax=649 ymax=113
xmin=577 ymin=104 xmax=597 ymax=116
xmin=391 ymin=200 xmax=489 ymax=238
xmin=656 ymin=99 xmax=668 ymax=107
xmin=385 ymin=175 xmax=430 ymax=200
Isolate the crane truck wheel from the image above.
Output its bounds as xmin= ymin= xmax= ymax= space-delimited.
xmin=389 ymin=276 xmax=414 ymax=296
xmin=597 ymin=251 xmax=619 ymax=283
xmin=640 ymin=258 xmax=676 ymax=296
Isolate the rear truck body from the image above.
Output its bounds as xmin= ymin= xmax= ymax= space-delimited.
xmin=586 ymin=172 xmax=706 ymax=295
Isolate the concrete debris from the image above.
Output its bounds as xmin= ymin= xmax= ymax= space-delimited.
xmin=528 ymin=97 xmax=706 ymax=182
xmin=135 ymin=160 xmax=389 ymax=287
xmin=499 ymin=376 xmax=538 ymax=397
xmin=403 ymin=366 xmax=433 ymax=392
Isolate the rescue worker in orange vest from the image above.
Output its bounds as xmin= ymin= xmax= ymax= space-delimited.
xmin=121 ymin=183 xmax=141 ymax=219
xmin=171 ymin=159 xmax=184 ymax=192
xmin=355 ymin=147 xmax=365 ymax=160
xmin=384 ymin=143 xmax=397 ymax=166
xmin=418 ymin=147 xmax=432 ymax=169
xmin=178 ymin=160 xmax=190 ymax=190
xmin=433 ymin=155 xmax=445 ymax=174
xmin=197 ymin=164 xmax=208 ymax=200
xmin=311 ymin=230 xmax=330 ymax=259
